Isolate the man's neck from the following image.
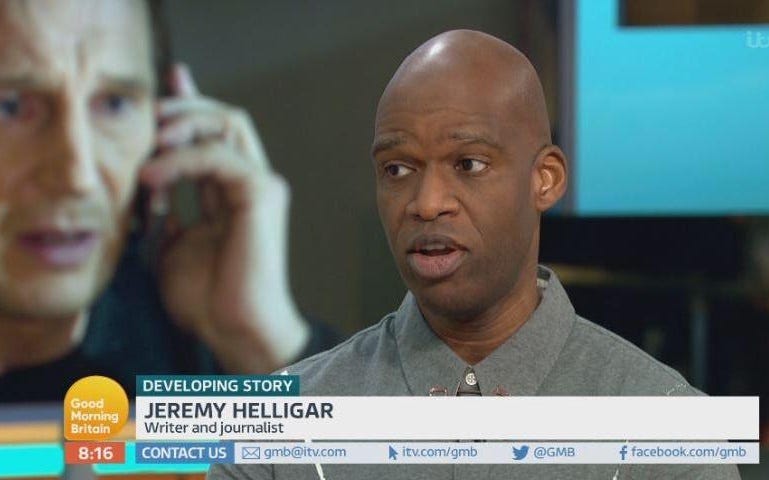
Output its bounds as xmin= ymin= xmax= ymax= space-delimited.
xmin=0 ymin=312 xmax=86 ymax=375
xmin=423 ymin=272 xmax=541 ymax=365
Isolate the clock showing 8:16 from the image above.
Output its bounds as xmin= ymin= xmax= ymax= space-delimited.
xmin=64 ymin=441 xmax=126 ymax=464
xmin=62 ymin=376 xmax=129 ymax=463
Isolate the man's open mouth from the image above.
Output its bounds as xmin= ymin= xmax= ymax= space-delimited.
xmin=406 ymin=235 xmax=467 ymax=281
xmin=415 ymin=243 xmax=457 ymax=256
xmin=17 ymin=230 xmax=99 ymax=269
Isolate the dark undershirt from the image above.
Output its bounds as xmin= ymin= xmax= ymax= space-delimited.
xmin=0 ymin=319 xmax=341 ymax=403
xmin=0 ymin=235 xmax=344 ymax=404
xmin=0 ymin=347 xmax=120 ymax=403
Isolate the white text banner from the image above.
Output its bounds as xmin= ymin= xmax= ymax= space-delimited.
xmin=135 ymin=396 xmax=758 ymax=441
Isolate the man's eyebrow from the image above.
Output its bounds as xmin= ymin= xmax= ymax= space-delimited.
xmin=448 ymin=131 xmax=503 ymax=149
xmin=98 ymin=74 xmax=153 ymax=93
xmin=371 ymin=135 xmax=407 ymax=157
xmin=0 ymin=74 xmax=45 ymax=89
xmin=0 ymin=74 xmax=153 ymax=93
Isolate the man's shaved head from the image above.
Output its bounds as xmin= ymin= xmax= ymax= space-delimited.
xmin=372 ymin=30 xmax=566 ymax=355
xmin=375 ymin=29 xmax=552 ymax=160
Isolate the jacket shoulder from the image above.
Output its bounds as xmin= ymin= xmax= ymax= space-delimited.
xmin=544 ymin=315 xmax=702 ymax=396
xmin=279 ymin=313 xmax=403 ymax=395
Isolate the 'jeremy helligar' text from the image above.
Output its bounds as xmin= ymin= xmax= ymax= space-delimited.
xmin=143 ymin=401 xmax=334 ymax=437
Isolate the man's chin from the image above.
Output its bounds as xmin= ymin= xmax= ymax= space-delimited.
xmin=409 ymin=279 xmax=488 ymax=322
xmin=0 ymin=275 xmax=103 ymax=322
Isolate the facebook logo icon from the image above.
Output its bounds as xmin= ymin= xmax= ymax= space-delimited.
xmin=619 ymin=445 xmax=628 ymax=461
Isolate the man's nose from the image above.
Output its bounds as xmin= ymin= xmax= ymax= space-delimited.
xmin=39 ymin=103 xmax=99 ymax=197
xmin=405 ymin=167 xmax=460 ymax=221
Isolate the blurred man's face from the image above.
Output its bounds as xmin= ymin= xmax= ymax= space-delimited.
xmin=0 ymin=0 xmax=155 ymax=320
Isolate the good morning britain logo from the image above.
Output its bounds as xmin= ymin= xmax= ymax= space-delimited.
xmin=745 ymin=30 xmax=769 ymax=49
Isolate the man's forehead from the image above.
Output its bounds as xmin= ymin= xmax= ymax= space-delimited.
xmin=375 ymin=69 xmax=520 ymax=131
xmin=2 ymin=0 xmax=148 ymax=40
xmin=372 ymin=111 xmax=509 ymax=156
xmin=0 ymin=0 xmax=153 ymax=82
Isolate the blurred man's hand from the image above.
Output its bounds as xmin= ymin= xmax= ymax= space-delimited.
xmin=140 ymin=64 xmax=309 ymax=373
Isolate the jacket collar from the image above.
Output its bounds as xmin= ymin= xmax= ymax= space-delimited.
xmin=394 ymin=265 xmax=576 ymax=396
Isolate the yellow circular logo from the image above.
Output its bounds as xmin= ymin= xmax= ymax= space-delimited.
xmin=64 ymin=376 xmax=129 ymax=441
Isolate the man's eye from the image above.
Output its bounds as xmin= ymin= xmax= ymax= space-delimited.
xmin=92 ymin=93 xmax=134 ymax=117
xmin=0 ymin=96 xmax=20 ymax=118
xmin=384 ymin=164 xmax=413 ymax=177
xmin=457 ymin=158 xmax=488 ymax=173
xmin=0 ymin=91 xmax=40 ymax=123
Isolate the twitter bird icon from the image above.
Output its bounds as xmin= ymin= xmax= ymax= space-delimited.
xmin=512 ymin=445 xmax=529 ymax=460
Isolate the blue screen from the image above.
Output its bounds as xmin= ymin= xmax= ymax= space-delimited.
xmin=574 ymin=0 xmax=769 ymax=215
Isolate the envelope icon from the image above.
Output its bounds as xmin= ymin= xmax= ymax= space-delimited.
xmin=242 ymin=446 xmax=261 ymax=459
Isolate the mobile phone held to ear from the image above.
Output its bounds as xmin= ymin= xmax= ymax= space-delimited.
xmin=138 ymin=65 xmax=202 ymax=271
xmin=139 ymin=167 xmax=203 ymax=272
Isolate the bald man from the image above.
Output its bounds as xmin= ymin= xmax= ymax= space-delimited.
xmin=209 ymin=31 xmax=739 ymax=480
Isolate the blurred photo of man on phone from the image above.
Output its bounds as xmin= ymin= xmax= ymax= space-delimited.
xmin=0 ymin=0 xmax=338 ymax=402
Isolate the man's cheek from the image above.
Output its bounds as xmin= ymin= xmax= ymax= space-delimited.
xmin=378 ymin=203 xmax=402 ymax=249
xmin=100 ymin=135 xmax=151 ymax=209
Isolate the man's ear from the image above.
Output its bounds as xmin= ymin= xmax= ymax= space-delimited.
xmin=531 ymin=145 xmax=568 ymax=212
